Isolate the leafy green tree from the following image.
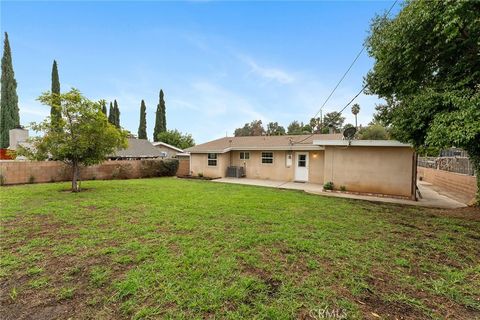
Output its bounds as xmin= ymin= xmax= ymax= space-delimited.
xmin=154 ymin=89 xmax=166 ymax=141
xmin=234 ymin=120 xmax=265 ymax=136
xmin=18 ymin=89 xmax=127 ymax=192
xmin=351 ymin=103 xmax=360 ymax=128
xmin=266 ymin=122 xmax=286 ymax=135
xmin=113 ymin=99 xmax=120 ymax=128
xmin=138 ymin=99 xmax=147 ymax=139
xmin=287 ymin=121 xmax=301 ymax=135
xmin=157 ymin=129 xmax=194 ymax=150
xmin=287 ymin=121 xmax=307 ymax=135
xmin=358 ymin=124 xmax=389 ymax=140
xmin=308 ymin=117 xmax=322 ymax=133
xmin=50 ymin=60 xmax=61 ymax=127
xmin=0 ymin=32 xmax=19 ymax=148
xmin=322 ymin=112 xmax=345 ymax=133
xmin=108 ymin=102 xmax=115 ymax=125
xmin=365 ymin=0 xmax=480 ymax=203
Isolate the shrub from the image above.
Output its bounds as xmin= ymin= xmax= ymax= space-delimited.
xmin=139 ymin=159 xmax=179 ymax=178
xmin=198 ymin=172 xmax=204 ymax=178
xmin=340 ymin=185 xmax=347 ymax=191
xmin=323 ymin=181 xmax=334 ymax=190
xmin=159 ymin=159 xmax=179 ymax=176
xmin=111 ymin=163 xmax=132 ymax=179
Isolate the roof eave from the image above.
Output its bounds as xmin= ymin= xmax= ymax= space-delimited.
xmin=313 ymin=139 xmax=412 ymax=147
xmin=187 ymin=145 xmax=325 ymax=153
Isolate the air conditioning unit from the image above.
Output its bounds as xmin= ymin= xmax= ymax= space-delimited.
xmin=226 ymin=166 xmax=245 ymax=178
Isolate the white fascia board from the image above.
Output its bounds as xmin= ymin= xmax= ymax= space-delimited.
xmin=189 ymin=145 xmax=324 ymax=154
xmin=152 ymin=141 xmax=184 ymax=153
xmin=313 ymin=140 xmax=412 ymax=147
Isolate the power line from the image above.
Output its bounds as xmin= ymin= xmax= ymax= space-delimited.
xmin=294 ymin=84 xmax=366 ymax=143
xmin=311 ymin=0 xmax=398 ymax=120
xmin=311 ymin=47 xmax=365 ymax=121
xmin=293 ymin=0 xmax=398 ymax=144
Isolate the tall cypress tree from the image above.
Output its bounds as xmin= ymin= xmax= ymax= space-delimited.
xmin=138 ymin=100 xmax=147 ymax=139
xmin=113 ymin=99 xmax=120 ymax=128
xmin=101 ymin=100 xmax=107 ymax=115
xmin=0 ymin=32 xmax=20 ymax=148
xmin=50 ymin=60 xmax=61 ymax=127
xmin=160 ymin=89 xmax=166 ymax=132
xmin=153 ymin=90 xmax=164 ymax=142
xmin=108 ymin=102 xmax=115 ymax=125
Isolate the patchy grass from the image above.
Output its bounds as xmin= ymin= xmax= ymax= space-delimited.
xmin=0 ymin=177 xmax=479 ymax=319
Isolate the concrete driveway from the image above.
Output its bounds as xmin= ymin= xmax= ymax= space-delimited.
xmin=213 ymin=178 xmax=466 ymax=209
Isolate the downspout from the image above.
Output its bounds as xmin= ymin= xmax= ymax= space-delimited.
xmin=411 ymin=151 xmax=418 ymax=201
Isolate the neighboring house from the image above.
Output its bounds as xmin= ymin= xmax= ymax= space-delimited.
xmin=185 ymin=134 xmax=416 ymax=199
xmin=2 ymin=128 xmax=30 ymax=160
xmin=110 ymin=138 xmax=167 ymax=160
xmin=152 ymin=141 xmax=184 ymax=158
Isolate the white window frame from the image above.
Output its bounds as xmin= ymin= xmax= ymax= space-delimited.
xmin=240 ymin=152 xmax=250 ymax=160
xmin=207 ymin=153 xmax=217 ymax=166
xmin=261 ymin=151 xmax=274 ymax=164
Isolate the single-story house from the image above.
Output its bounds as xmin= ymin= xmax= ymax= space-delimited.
xmin=185 ymin=134 xmax=416 ymax=199
xmin=152 ymin=141 xmax=185 ymax=158
xmin=109 ymin=138 xmax=167 ymax=160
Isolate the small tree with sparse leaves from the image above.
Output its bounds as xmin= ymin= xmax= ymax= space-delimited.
xmin=17 ymin=89 xmax=127 ymax=192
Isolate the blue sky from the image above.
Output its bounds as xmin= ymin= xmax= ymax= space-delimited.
xmin=1 ymin=1 xmax=398 ymax=143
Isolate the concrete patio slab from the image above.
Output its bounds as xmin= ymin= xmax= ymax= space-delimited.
xmin=213 ymin=178 xmax=466 ymax=209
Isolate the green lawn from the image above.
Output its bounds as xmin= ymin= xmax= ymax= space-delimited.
xmin=1 ymin=178 xmax=479 ymax=319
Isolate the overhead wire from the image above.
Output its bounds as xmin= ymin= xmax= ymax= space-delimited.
xmin=291 ymin=0 xmax=398 ymax=144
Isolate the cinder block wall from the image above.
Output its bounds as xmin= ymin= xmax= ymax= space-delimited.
xmin=177 ymin=156 xmax=190 ymax=176
xmin=0 ymin=159 xmax=177 ymax=185
xmin=417 ymin=167 xmax=477 ymax=204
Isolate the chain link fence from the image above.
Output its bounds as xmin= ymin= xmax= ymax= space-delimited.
xmin=417 ymin=156 xmax=475 ymax=176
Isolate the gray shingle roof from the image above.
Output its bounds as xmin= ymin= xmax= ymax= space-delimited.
xmin=111 ymin=138 xmax=165 ymax=158
xmin=185 ymin=134 xmax=343 ymax=153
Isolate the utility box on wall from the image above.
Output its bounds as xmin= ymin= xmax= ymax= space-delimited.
xmin=286 ymin=152 xmax=293 ymax=167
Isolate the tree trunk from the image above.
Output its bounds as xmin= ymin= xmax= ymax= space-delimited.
xmin=472 ymin=158 xmax=479 ymax=206
xmin=466 ymin=146 xmax=480 ymax=206
xmin=72 ymin=162 xmax=80 ymax=192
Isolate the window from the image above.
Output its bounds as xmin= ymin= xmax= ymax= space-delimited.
xmin=261 ymin=152 xmax=274 ymax=164
xmin=240 ymin=152 xmax=250 ymax=160
xmin=207 ymin=153 xmax=217 ymax=166
xmin=298 ymin=154 xmax=307 ymax=167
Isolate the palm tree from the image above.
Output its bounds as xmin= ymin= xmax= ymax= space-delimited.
xmin=351 ymin=103 xmax=360 ymax=128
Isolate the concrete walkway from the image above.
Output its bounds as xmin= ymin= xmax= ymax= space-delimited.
xmin=213 ymin=178 xmax=466 ymax=209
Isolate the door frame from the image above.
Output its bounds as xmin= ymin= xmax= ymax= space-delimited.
xmin=294 ymin=152 xmax=309 ymax=182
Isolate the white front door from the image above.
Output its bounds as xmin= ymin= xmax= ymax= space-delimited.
xmin=295 ymin=152 xmax=309 ymax=182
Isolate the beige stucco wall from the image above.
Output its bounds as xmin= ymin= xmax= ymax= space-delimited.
xmin=191 ymin=150 xmax=325 ymax=181
xmin=190 ymin=153 xmax=230 ymax=178
xmin=308 ymin=150 xmax=324 ymax=184
xmin=323 ymin=146 xmax=414 ymax=197
xmin=230 ymin=150 xmax=294 ymax=180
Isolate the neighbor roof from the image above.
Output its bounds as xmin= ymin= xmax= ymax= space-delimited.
xmin=185 ymin=134 xmax=343 ymax=153
xmin=111 ymin=138 xmax=166 ymax=158
xmin=152 ymin=141 xmax=184 ymax=153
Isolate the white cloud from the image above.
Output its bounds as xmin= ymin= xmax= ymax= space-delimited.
xmin=20 ymin=106 xmax=49 ymax=117
xmin=239 ymin=55 xmax=295 ymax=84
